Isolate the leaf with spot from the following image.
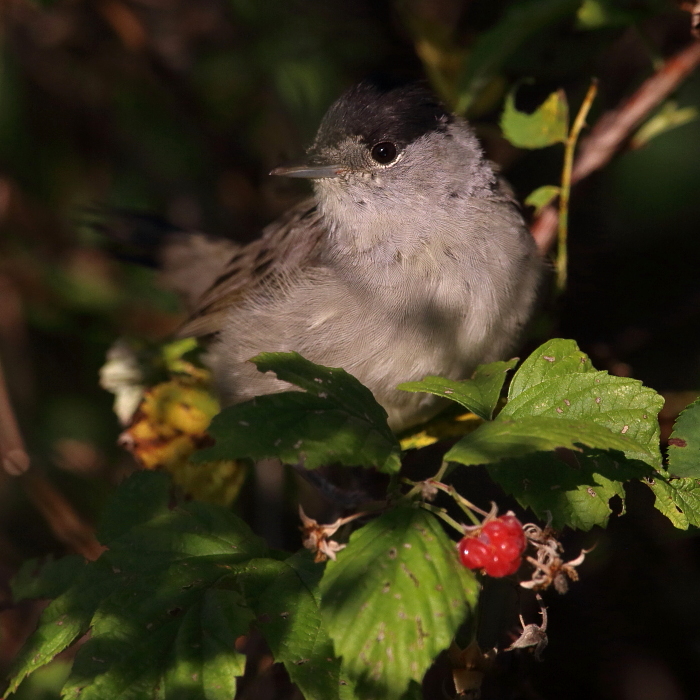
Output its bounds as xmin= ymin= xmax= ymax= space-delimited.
xmin=11 ymin=555 xmax=86 ymax=603
xmin=486 ymin=449 xmax=644 ymax=530
xmin=194 ymin=352 xmax=401 ymax=473
xmin=446 ymin=339 xmax=663 ymax=529
xmin=667 ymin=396 xmax=700 ymax=478
xmin=646 ymin=472 xmax=700 ymax=529
xmin=8 ymin=472 xmax=274 ymax=699
xmin=501 ymin=339 xmax=663 ymax=467
xmin=445 ymin=416 xmax=644 ymax=467
xmin=500 ymin=87 xmax=569 ymax=149
xmin=237 ymin=552 xmax=353 ymax=700
xmin=320 ymin=507 xmax=478 ymax=700
xmin=398 ymin=359 xmax=517 ymax=421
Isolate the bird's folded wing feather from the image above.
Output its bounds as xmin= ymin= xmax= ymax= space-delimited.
xmin=176 ymin=198 xmax=326 ymax=338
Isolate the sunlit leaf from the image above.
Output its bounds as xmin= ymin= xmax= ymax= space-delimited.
xmin=320 ymin=507 xmax=478 ymax=700
xmin=195 ymin=352 xmax=401 ymax=473
xmin=501 ymin=88 xmax=569 ymax=149
xmin=398 ymin=359 xmax=517 ymax=421
xmin=646 ymin=472 xmax=700 ymax=530
xmin=525 ymin=185 xmax=561 ymax=215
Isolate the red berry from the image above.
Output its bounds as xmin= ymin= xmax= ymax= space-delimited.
xmin=458 ymin=537 xmax=490 ymax=569
xmin=483 ymin=552 xmax=521 ymax=577
xmin=457 ymin=514 xmax=527 ymax=578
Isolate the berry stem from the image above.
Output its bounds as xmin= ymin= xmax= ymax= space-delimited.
xmin=428 ymin=481 xmax=486 ymax=526
xmin=419 ymin=503 xmax=465 ymax=535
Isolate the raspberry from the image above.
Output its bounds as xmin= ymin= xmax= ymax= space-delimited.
xmin=458 ymin=537 xmax=491 ymax=569
xmin=483 ymin=552 xmax=521 ymax=577
xmin=457 ymin=514 xmax=527 ymax=578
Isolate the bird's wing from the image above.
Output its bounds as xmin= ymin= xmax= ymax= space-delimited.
xmin=176 ymin=198 xmax=326 ymax=338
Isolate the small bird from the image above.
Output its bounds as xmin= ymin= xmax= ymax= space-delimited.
xmin=157 ymin=80 xmax=543 ymax=432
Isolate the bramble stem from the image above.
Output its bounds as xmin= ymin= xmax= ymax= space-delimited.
xmin=556 ymin=80 xmax=598 ymax=292
xmin=419 ymin=502 xmax=465 ymax=535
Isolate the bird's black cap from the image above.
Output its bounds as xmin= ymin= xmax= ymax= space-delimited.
xmin=313 ymin=79 xmax=453 ymax=151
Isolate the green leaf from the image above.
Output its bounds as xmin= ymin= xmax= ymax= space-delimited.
xmin=455 ymin=0 xmax=582 ymax=114
xmin=447 ymin=339 xmax=663 ymax=530
xmin=7 ymin=559 xmax=121 ymax=694
xmin=445 ymin=416 xmax=643 ymax=466
xmin=97 ymin=470 xmax=171 ymax=544
xmin=576 ymin=0 xmax=643 ymax=29
xmin=503 ymin=339 xmax=663 ymax=468
xmin=239 ymin=552 xmax=351 ymax=700
xmin=667 ymin=397 xmax=700 ymax=478
xmin=487 ymin=449 xmax=642 ymax=530
xmin=7 ymin=473 xmax=269 ymax=699
xmin=195 ymin=352 xmax=401 ymax=473
xmin=11 ymin=555 xmax=86 ymax=603
xmin=398 ymin=359 xmax=517 ymax=420
xmin=320 ymin=507 xmax=478 ymax=700
xmin=501 ymin=87 xmax=569 ymax=149
xmin=647 ymin=473 xmax=700 ymax=529
xmin=525 ymin=185 xmax=561 ymax=215
xmin=631 ymin=101 xmax=698 ymax=149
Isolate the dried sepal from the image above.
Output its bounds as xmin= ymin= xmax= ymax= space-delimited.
xmin=519 ymin=521 xmax=591 ymax=593
xmin=298 ymin=506 xmax=365 ymax=563
xmin=505 ymin=595 xmax=548 ymax=660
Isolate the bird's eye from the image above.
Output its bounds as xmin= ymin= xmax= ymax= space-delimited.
xmin=370 ymin=141 xmax=398 ymax=165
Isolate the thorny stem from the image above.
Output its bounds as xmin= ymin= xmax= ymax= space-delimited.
xmin=419 ymin=502 xmax=465 ymax=535
xmin=556 ymin=79 xmax=598 ymax=292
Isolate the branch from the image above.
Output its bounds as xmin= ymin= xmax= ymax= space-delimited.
xmin=23 ymin=471 xmax=105 ymax=561
xmin=0 ymin=356 xmax=30 ymax=476
xmin=532 ymin=40 xmax=700 ymax=255
xmin=1 ymin=357 xmax=103 ymax=560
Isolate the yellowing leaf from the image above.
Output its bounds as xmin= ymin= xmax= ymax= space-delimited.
xmin=121 ymin=380 xmax=246 ymax=505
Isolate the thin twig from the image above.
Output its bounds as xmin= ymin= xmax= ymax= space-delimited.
xmin=556 ymin=80 xmax=598 ymax=292
xmin=23 ymin=471 xmax=105 ymax=561
xmin=0 ymin=356 xmax=30 ymax=476
xmin=532 ymin=40 xmax=700 ymax=255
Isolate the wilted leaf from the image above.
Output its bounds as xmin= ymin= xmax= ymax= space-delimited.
xmin=320 ymin=507 xmax=478 ymax=700
xmin=120 ymin=379 xmax=246 ymax=505
xmin=398 ymin=359 xmax=517 ymax=421
xmin=195 ymin=352 xmax=401 ymax=473
xmin=501 ymin=88 xmax=569 ymax=149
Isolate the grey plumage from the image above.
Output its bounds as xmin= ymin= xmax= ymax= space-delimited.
xmin=171 ymin=81 xmax=543 ymax=431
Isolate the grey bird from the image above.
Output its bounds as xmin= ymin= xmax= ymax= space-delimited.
xmin=159 ymin=80 xmax=543 ymax=432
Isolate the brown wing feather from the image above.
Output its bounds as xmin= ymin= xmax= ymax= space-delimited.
xmin=176 ymin=198 xmax=326 ymax=338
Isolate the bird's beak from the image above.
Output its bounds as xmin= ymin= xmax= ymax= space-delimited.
xmin=269 ymin=161 xmax=345 ymax=179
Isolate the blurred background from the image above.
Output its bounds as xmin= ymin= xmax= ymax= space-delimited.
xmin=1 ymin=0 xmax=700 ymax=698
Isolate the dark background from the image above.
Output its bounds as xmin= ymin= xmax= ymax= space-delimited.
xmin=1 ymin=0 xmax=700 ymax=698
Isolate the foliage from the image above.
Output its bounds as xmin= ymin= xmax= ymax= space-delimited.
xmin=9 ymin=339 xmax=700 ymax=698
